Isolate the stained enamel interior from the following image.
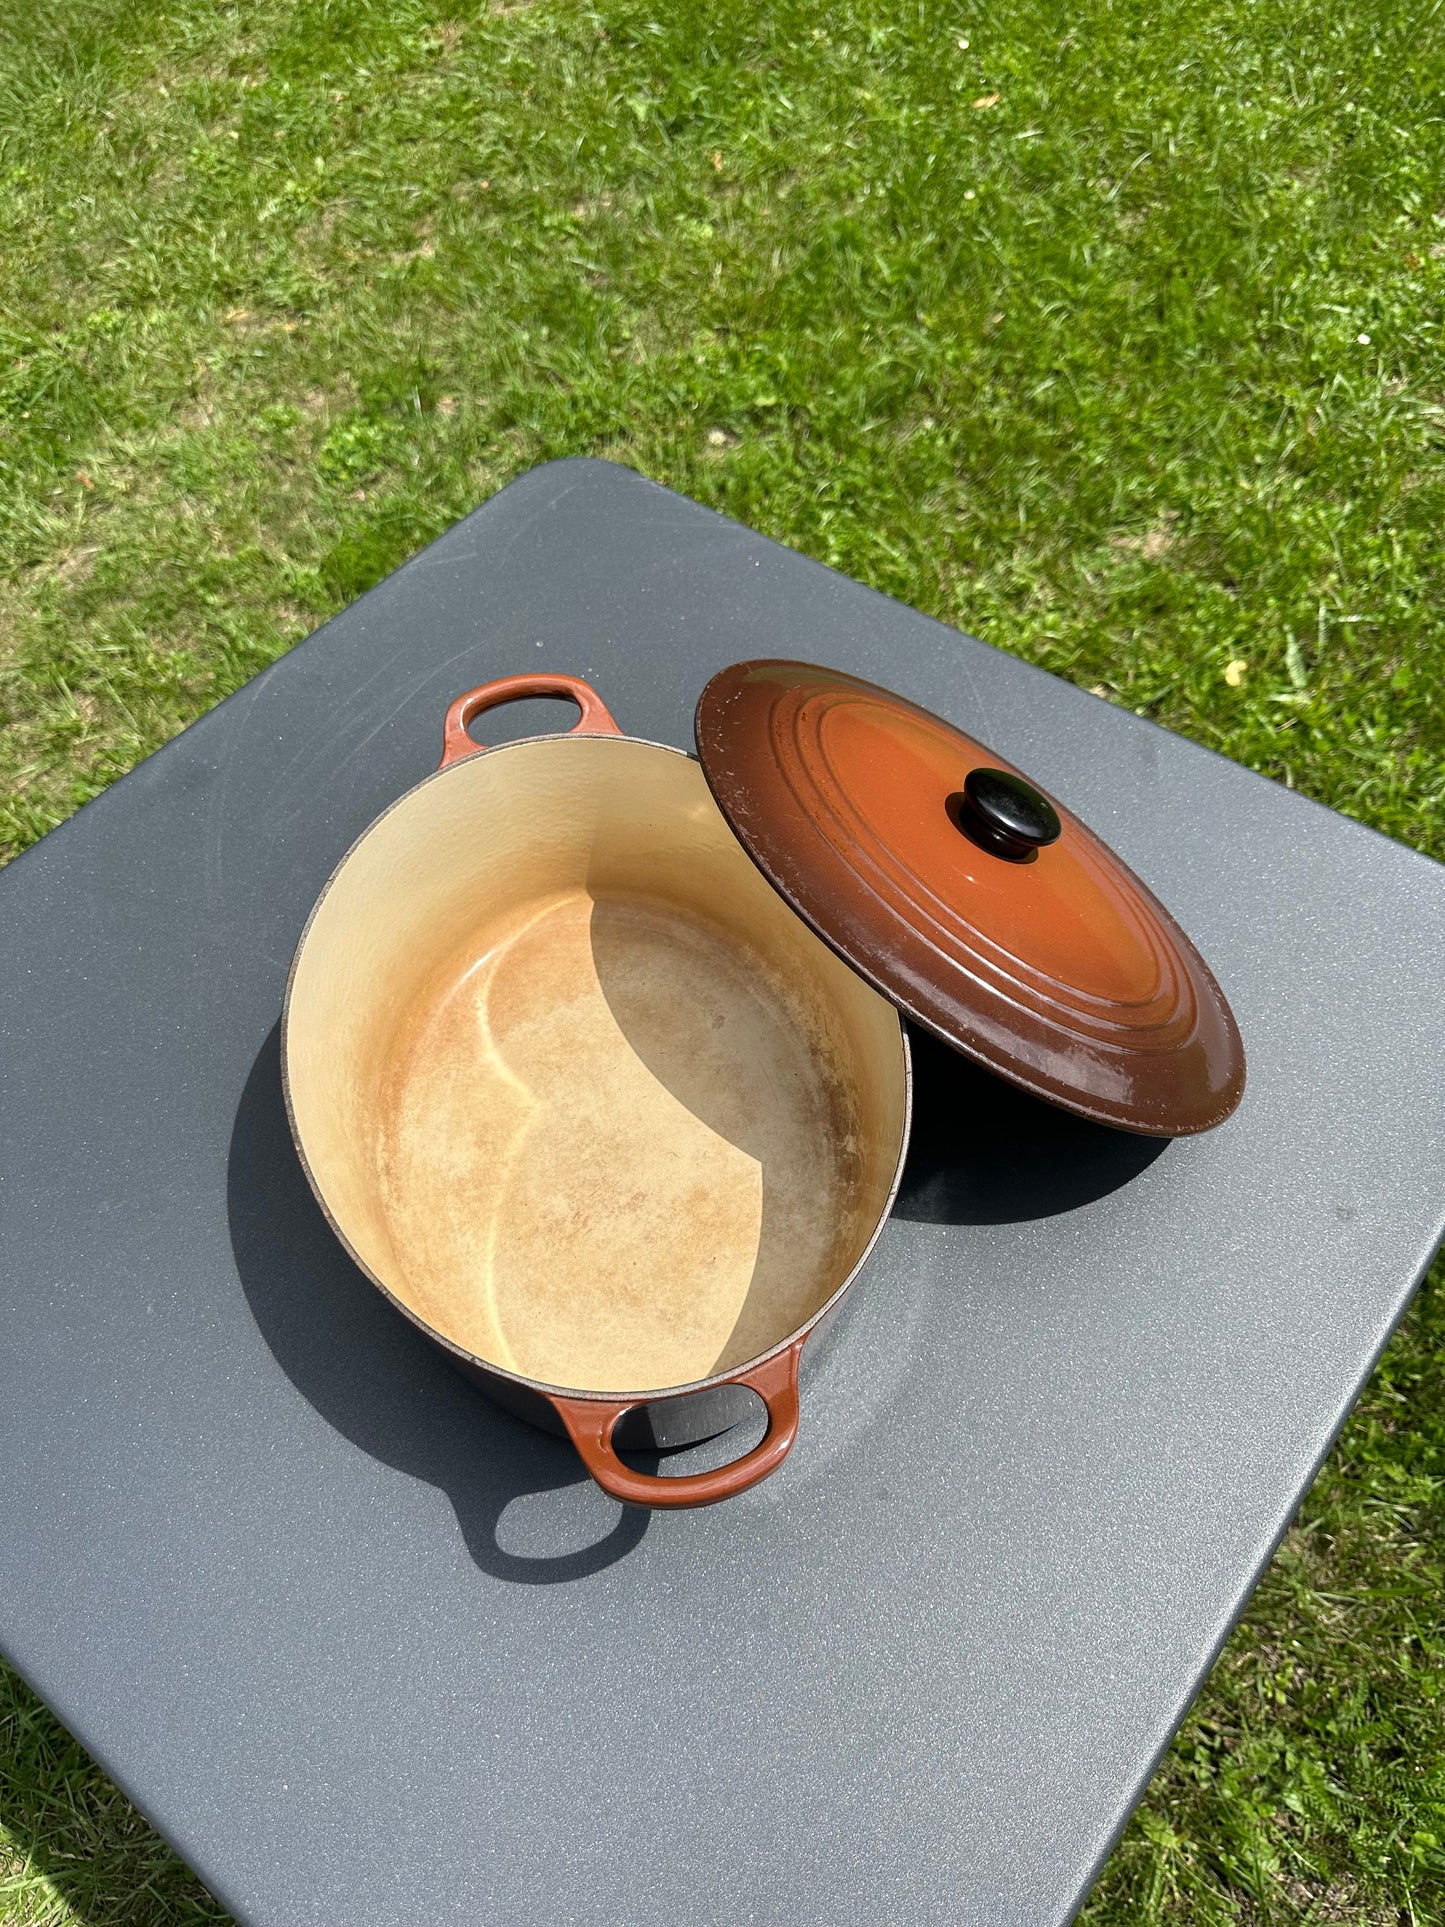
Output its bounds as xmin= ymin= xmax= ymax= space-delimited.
xmin=284 ymin=734 xmax=908 ymax=1397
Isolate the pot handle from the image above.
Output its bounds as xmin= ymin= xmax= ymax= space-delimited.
xmin=439 ymin=673 xmax=623 ymax=770
xmin=551 ymin=1340 xmax=805 ymax=1510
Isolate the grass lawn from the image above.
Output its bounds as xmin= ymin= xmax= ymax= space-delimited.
xmin=2 ymin=0 xmax=1443 ymax=1919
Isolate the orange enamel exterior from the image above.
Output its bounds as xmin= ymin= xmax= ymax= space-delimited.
xmin=552 ymin=1339 xmax=804 ymax=1509
xmin=695 ymin=660 xmax=1246 ymax=1136
xmin=440 ymin=672 xmax=623 ymax=768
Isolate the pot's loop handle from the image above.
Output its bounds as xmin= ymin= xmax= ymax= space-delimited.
xmin=440 ymin=673 xmax=623 ymax=770
xmin=552 ymin=1340 xmax=805 ymax=1510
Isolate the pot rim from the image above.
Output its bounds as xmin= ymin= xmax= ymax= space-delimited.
xmin=280 ymin=727 xmax=915 ymax=1410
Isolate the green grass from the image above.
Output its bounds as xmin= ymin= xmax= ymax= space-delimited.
xmin=1 ymin=0 xmax=1443 ymax=1918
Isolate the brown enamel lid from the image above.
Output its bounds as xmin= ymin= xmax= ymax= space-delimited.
xmin=694 ymin=660 xmax=1245 ymax=1136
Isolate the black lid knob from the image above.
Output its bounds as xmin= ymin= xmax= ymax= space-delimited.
xmin=951 ymin=767 xmax=1062 ymax=862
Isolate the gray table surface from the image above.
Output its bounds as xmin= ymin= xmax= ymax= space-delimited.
xmin=2 ymin=458 xmax=1443 ymax=1927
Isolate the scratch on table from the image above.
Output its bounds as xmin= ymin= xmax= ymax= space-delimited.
xmin=412 ymin=467 xmax=596 ymax=574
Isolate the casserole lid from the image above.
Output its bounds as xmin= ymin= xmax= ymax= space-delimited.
xmin=694 ymin=660 xmax=1245 ymax=1136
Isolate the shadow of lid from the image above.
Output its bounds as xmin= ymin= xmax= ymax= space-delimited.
xmin=894 ymin=1024 xmax=1171 ymax=1226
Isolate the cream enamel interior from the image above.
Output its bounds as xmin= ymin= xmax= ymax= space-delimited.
xmin=283 ymin=733 xmax=909 ymax=1397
